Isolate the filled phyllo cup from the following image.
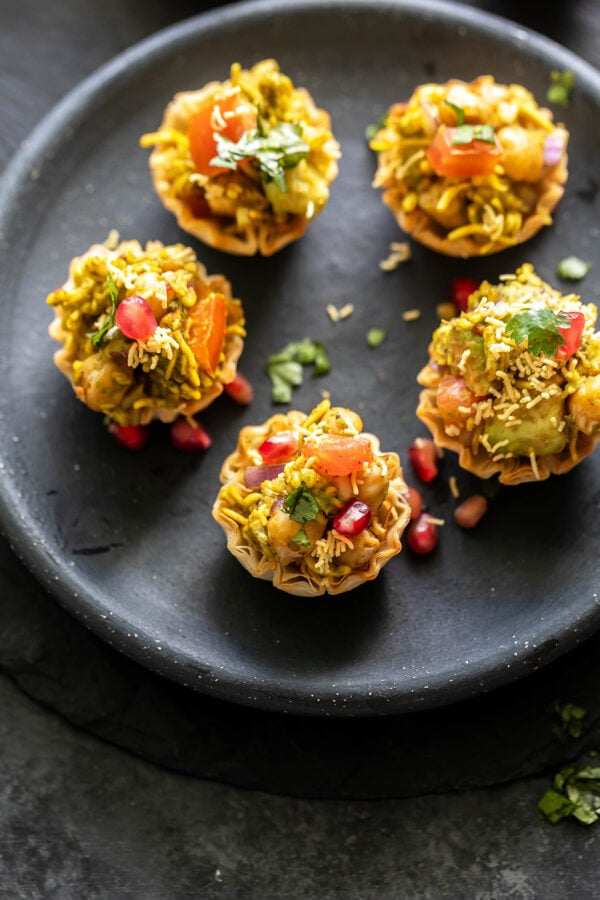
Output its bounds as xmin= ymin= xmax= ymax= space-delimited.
xmin=47 ymin=237 xmax=245 ymax=426
xmin=212 ymin=399 xmax=411 ymax=596
xmin=416 ymin=263 xmax=600 ymax=485
xmin=141 ymin=59 xmax=341 ymax=256
xmin=370 ymin=76 xmax=568 ymax=257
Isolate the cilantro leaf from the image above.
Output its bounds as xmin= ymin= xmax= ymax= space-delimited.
xmin=547 ymin=69 xmax=575 ymax=107
xmin=365 ymin=109 xmax=389 ymax=144
xmin=366 ymin=328 xmax=387 ymax=348
xmin=548 ymin=700 xmax=588 ymax=739
xmin=538 ymin=762 xmax=600 ymax=825
xmin=505 ymin=309 xmax=569 ymax=357
xmin=557 ymin=255 xmax=592 ymax=281
xmin=283 ymin=482 xmax=320 ymax=545
xmin=445 ymin=100 xmax=496 ymax=146
xmin=266 ymin=339 xmax=330 ymax=403
xmin=87 ymin=272 xmax=119 ymax=349
xmin=211 ymin=120 xmax=309 ymax=192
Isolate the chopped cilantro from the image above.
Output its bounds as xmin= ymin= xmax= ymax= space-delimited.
xmin=87 ymin=272 xmax=119 ymax=349
xmin=538 ymin=761 xmax=600 ymax=825
xmin=366 ymin=328 xmax=387 ymax=348
xmin=267 ymin=339 xmax=330 ymax=403
xmin=283 ymin=482 xmax=320 ymax=546
xmin=547 ymin=69 xmax=575 ymax=107
xmin=556 ymin=255 xmax=592 ymax=281
xmin=445 ymin=101 xmax=495 ymax=146
xmin=505 ymin=309 xmax=569 ymax=357
xmin=211 ymin=119 xmax=309 ymax=191
xmin=548 ymin=701 xmax=588 ymax=739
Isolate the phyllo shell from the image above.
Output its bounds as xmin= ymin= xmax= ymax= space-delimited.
xmin=212 ymin=401 xmax=411 ymax=596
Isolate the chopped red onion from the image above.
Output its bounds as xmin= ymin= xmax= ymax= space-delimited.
xmin=543 ymin=132 xmax=566 ymax=167
xmin=420 ymin=100 xmax=440 ymax=136
xmin=244 ymin=464 xmax=285 ymax=487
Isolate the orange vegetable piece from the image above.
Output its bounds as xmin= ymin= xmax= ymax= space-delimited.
xmin=304 ymin=434 xmax=374 ymax=477
xmin=427 ymin=127 xmax=500 ymax=178
xmin=188 ymin=87 xmax=257 ymax=178
xmin=187 ymin=292 xmax=227 ymax=376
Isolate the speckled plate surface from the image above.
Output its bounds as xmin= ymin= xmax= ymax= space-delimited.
xmin=1 ymin=0 xmax=600 ymax=716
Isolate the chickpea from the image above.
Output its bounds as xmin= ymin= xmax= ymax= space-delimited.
xmin=267 ymin=507 xmax=326 ymax=566
xmin=497 ymin=126 xmax=546 ymax=182
xmin=74 ymin=354 xmax=132 ymax=412
xmin=569 ymin=375 xmax=600 ymax=433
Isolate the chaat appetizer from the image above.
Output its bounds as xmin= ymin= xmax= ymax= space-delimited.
xmin=140 ymin=59 xmax=341 ymax=256
xmin=416 ymin=264 xmax=600 ymax=484
xmin=370 ymin=75 xmax=568 ymax=257
xmin=212 ymin=399 xmax=411 ymax=596
xmin=47 ymin=237 xmax=245 ymax=426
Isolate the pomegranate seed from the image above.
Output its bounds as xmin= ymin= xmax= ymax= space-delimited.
xmin=170 ymin=417 xmax=212 ymax=452
xmin=110 ymin=423 xmax=149 ymax=450
xmin=454 ymin=494 xmax=488 ymax=528
xmin=258 ymin=431 xmax=299 ymax=464
xmin=224 ymin=371 xmax=254 ymax=405
xmin=404 ymin=485 xmax=423 ymax=520
xmin=451 ymin=277 xmax=479 ymax=312
xmin=333 ymin=500 xmax=372 ymax=537
xmin=406 ymin=514 xmax=439 ymax=554
xmin=115 ymin=295 xmax=158 ymax=341
xmin=408 ymin=437 xmax=439 ymax=482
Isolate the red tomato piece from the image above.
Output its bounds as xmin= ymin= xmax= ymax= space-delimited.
xmin=187 ymin=292 xmax=227 ymax=376
xmin=557 ymin=311 xmax=585 ymax=359
xmin=427 ymin=126 xmax=500 ymax=178
xmin=304 ymin=434 xmax=374 ymax=477
xmin=258 ymin=431 xmax=299 ymax=465
xmin=188 ymin=88 xmax=257 ymax=178
xmin=333 ymin=500 xmax=372 ymax=537
xmin=451 ymin=276 xmax=479 ymax=312
xmin=115 ymin=296 xmax=157 ymax=342
xmin=223 ymin=371 xmax=254 ymax=405
xmin=436 ymin=374 xmax=479 ymax=422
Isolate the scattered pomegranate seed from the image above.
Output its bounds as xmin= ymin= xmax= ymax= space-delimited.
xmin=333 ymin=500 xmax=372 ymax=537
xmin=258 ymin=431 xmax=299 ymax=465
xmin=454 ymin=494 xmax=488 ymax=529
xmin=408 ymin=437 xmax=439 ymax=482
xmin=406 ymin=514 xmax=439 ymax=554
xmin=170 ymin=417 xmax=212 ymax=452
xmin=110 ymin=423 xmax=149 ymax=450
xmin=404 ymin=485 xmax=423 ymax=520
xmin=224 ymin=371 xmax=254 ymax=405
xmin=115 ymin=295 xmax=158 ymax=341
xmin=451 ymin=276 xmax=479 ymax=312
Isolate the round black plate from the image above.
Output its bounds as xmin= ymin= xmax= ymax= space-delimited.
xmin=1 ymin=0 xmax=600 ymax=716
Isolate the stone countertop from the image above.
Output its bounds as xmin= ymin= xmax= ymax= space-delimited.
xmin=3 ymin=0 xmax=600 ymax=896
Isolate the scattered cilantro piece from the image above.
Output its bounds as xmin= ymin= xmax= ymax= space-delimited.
xmin=505 ymin=309 xmax=569 ymax=357
xmin=283 ymin=482 xmax=320 ymax=546
xmin=547 ymin=69 xmax=575 ymax=107
xmin=445 ymin=101 xmax=495 ymax=146
xmin=211 ymin=119 xmax=309 ymax=191
xmin=538 ymin=762 xmax=600 ymax=825
xmin=366 ymin=328 xmax=387 ymax=348
xmin=365 ymin=109 xmax=389 ymax=144
xmin=557 ymin=255 xmax=592 ymax=281
xmin=266 ymin=339 xmax=330 ymax=403
xmin=548 ymin=701 xmax=588 ymax=739
xmin=87 ymin=272 xmax=119 ymax=349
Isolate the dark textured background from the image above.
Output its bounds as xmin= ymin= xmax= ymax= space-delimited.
xmin=3 ymin=0 xmax=600 ymax=896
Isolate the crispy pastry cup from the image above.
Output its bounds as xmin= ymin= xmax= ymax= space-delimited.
xmin=147 ymin=83 xmax=340 ymax=256
xmin=416 ymin=364 xmax=600 ymax=485
xmin=48 ymin=241 xmax=244 ymax=425
xmin=212 ymin=411 xmax=411 ymax=596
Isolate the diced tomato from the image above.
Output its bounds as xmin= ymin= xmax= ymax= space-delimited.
xmin=451 ymin=276 xmax=479 ymax=312
xmin=557 ymin=311 xmax=585 ymax=359
xmin=259 ymin=431 xmax=299 ymax=465
xmin=304 ymin=434 xmax=374 ymax=477
xmin=170 ymin=417 xmax=212 ymax=452
xmin=109 ymin=423 xmax=149 ymax=450
xmin=436 ymin=374 xmax=479 ymax=422
xmin=427 ymin=126 xmax=500 ymax=178
xmin=224 ymin=371 xmax=254 ymax=405
xmin=187 ymin=292 xmax=227 ymax=376
xmin=188 ymin=88 xmax=257 ymax=178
